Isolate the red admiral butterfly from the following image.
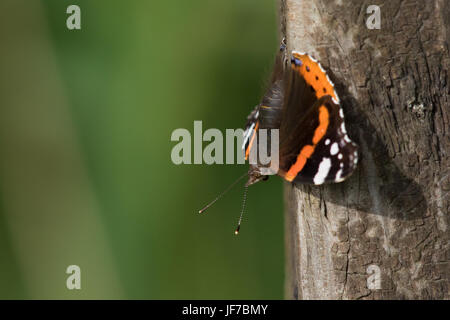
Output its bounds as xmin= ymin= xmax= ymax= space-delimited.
xmin=200 ymin=40 xmax=358 ymax=234
xmin=243 ymin=42 xmax=358 ymax=187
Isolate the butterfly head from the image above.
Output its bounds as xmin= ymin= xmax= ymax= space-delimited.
xmin=246 ymin=165 xmax=269 ymax=186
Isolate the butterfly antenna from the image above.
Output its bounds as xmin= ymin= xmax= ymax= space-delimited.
xmin=198 ymin=172 xmax=247 ymax=214
xmin=234 ymin=185 xmax=249 ymax=235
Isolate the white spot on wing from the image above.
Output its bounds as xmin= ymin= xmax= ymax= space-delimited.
xmin=326 ymin=74 xmax=334 ymax=86
xmin=325 ymin=139 xmax=330 ymax=145
xmin=330 ymin=142 xmax=339 ymax=155
xmin=339 ymin=108 xmax=344 ymax=118
xmin=318 ymin=63 xmax=325 ymax=73
xmin=245 ymin=122 xmax=255 ymax=139
xmin=332 ymin=93 xmax=341 ymax=104
xmin=292 ymin=50 xmax=306 ymax=56
xmin=313 ymin=158 xmax=331 ymax=185
xmin=335 ymin=168 xmax=345 ymax=182
xmin=242 ymin=122 xmax=255 ymax=149
xmin=338 ymin=153 xmax=343 ymax=160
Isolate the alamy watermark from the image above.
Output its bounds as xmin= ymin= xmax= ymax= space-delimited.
xmin=66 ymin=265 xmax=81 ymax=290
xmin=66 ymin=5 xmax=81 ymax=30
xmin=367 ymin=264 xmax=381 ymax=290
xmin=170 ymin=121 xmax=279 ymax=175
xmin=366 ymin=5 xmax=381 ymax=30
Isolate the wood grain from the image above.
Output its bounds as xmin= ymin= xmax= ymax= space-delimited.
xmin=283 ymin=0 xmax=449 ymax=299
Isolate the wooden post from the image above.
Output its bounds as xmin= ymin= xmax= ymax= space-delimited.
xmin=283 ymin=0 xmax=449 ymax=299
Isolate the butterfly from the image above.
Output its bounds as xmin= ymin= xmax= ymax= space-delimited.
xmin=243 ymin=41 xmax=358 ymax=187
xmin=200 ymin=40 xmax=358 ymax=234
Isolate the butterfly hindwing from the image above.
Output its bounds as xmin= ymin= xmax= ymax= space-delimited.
xmin=279 ymin=95 xmax=358 ymax=184
xmin=277 ymin=51 xmax=358 ymax=184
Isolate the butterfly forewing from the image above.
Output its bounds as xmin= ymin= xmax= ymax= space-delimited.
xmin=244 ymin=46 xmax=358 ymax=186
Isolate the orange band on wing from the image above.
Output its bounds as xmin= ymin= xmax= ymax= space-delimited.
xmin=245 ymin=121 xmax=259 ymax=160
xmin=284 ymin=105 xmax=329 ymax=181
xmin=291 ymin=52 xmax=338 ymax=102
xmin=312 ymin=106 xmax=329 ymax=144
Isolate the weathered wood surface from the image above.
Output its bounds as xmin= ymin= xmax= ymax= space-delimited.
xmin=282 ymin=0 xmax=449 ymax=299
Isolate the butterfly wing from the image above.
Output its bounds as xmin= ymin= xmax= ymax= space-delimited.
xmin=243 ymin=46 xmax=286 ymax=160
xmin=278 ymin=95 xmax=358 ymax=184
xmin=277 ymin=52 xmax=358 ymax=184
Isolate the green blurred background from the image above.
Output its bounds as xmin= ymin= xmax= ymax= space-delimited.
xmin=0 ymin=0 xmax=284 ymax=299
